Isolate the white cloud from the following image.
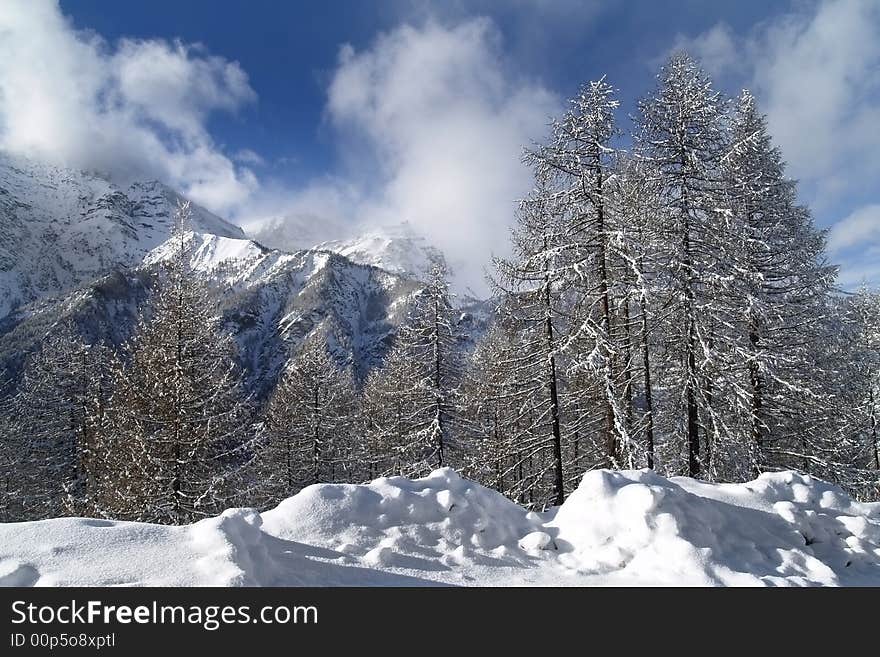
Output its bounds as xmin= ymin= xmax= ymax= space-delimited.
xmin=828 ymin=203 xmax=880 ymax=291
xmin=672 ymin=1 xmax=880 ymax=290
xmin=0 ymin=0 xmax=258 ymax=214
xmin=239 ymin=178 xmax=361 ymax=240
xmin=827 ymin=204 xmax=880 ymax=253
xmin=835 ymin=259 xmax=880 ymax=290
xmin=235 ymin=149 xmax=266 ymax=166
xmin=670 ymin=23 xmax=740 ymax=80
xmin=749 ymin=0 xmax=880 ymax=207
xmin=674 ymin=0 xmax=880 ymax=212
xmin=322 ymin=18 xmax=559 ymax=293
xmin=828 ymin=203 xmax=880 ymax=265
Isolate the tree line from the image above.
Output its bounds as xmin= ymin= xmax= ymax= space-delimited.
xmin=1 ymin=54 xmax=878 ymax=523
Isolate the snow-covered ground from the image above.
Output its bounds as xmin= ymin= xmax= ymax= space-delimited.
xmin=1 ymin=468 xmax=878 ymax=587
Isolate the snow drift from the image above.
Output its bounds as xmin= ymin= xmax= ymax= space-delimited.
xmin=1 ymin=468 xmax=878 ymax=587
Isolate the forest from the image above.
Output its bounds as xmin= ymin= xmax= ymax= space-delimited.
xmin=1 ymin=53 xmax=878 ymax=524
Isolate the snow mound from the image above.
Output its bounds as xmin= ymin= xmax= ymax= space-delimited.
xmin=262 ymin=467 xmax=541 ymax=573
xmin=0 ymin=509 xmax=275 ymax=586
xmin=550 ymin=469 xmax=880 ymax=586
xmin=1 ymin=469 xmax=877 ymax=587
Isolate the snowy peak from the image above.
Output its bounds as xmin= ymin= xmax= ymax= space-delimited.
xmin=250 ymin=216 xmax=444 ymax=280
xmin=144 ymin=232 xmax=272 ymax=279
xmin=0 ymin=152 xmax=243 ymax=318
xmin=317 ymin=222 xmax=444 ymax=280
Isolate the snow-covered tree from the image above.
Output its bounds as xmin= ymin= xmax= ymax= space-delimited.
xmin=360 ymin=341 xmax=415 ymax=478
xmin=362 ymin=259 xmax=464 ymax=478
xmin=492 ymin=184 xmax=571 ymax=505
xmin=634 ymin=53 xmax=731 ymax=477
xmin=460 ymin=318 xmax=572 ymax=506
xmin=7 ymin=325 xmax=115 ymax=518
xmin=851 ymin=290 xmax=880 ymax=478
xmin=0 ymin=376 xmax=23 ymax=521
xmin=526 ymin=77 xmax=635 ymax=468
xmin=105 ymin=203 xmax=252 ymax=524
xmin=257 ymin=333 xmax=358 ymax=505
xmin=815 ymin=291 xmax=880 ymax=499
xmin=610 ymin=155 xmax=665 ymax=469
xmin=719 ymin=90 xmax=838 ymax=480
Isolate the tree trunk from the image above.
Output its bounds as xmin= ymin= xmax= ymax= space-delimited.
xmin=686 ymin=343 xmax=700 ymax=477
xmin=704 ymin=374 xmax=714 ymax=479
xmin=748 ymin=325 xmax=765 ymax=478
xmin=870 ymin=387 xmax=879 ymax=470
xmin=544 ymin=277 xmax=565 ymax=505
xmin=679 ymin=146 xmax=700 ymax=478
xmin=493 ymin=411 xmax=503 ymax=492
xmin=286 ymin=435 xmax=293 ymax=492
xmin=312 ymin=385 xmax=320 ymax=485
xmin=639 ymin=277 xmax=656 ymax=470
xmin=434 ymin=296 xmax=444 ymax=468
xmin=591 ymin=166 xmax=619 ymax=468
xmin=623 ymin=299 xmax=634 ymax=435
xmin=682 ymin=216 xmax=700 ymax=477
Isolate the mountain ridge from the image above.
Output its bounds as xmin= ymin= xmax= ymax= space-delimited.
xmin=0 ymin=155 xmax=492 ymax=400
xmin=0 ymin=151 xmax=244 ymax=319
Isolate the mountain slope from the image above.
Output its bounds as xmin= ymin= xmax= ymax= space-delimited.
xmin=316 ymin=222 xmax=444 ymax=280
xmin=0 ymin=156 xmax=492 ymax=400
xmin=250 ymin=219 xmax=443 ymax=281
xmin=0 ymin=231 xmax=426 ymax=397
xmin=0 ymin=152 xmax=244 ymax=318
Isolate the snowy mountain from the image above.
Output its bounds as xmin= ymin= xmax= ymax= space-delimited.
xmin=1 ymin=467 xmax=877 ymax=586
xmin=0 ymin=152 xmax=244 ymax=319
xmin=250 ymin=218 xmax=444 ymax=280
xmin=0 ymin=231 xmax=425 ymax=395
xmin=316 ymin=222 xmax=445 ymax=280
xmin=0 ymin=155 xmax=491 ymax=399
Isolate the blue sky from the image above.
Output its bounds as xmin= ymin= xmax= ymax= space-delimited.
xmin=59 ymin=0 xmax=779 ymax=183
xmin=1 ymin=1 xmax=878 ymax=292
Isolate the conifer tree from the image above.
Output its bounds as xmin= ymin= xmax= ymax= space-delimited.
xmin=258 ymin=333 xmax=358 ymax=505
xmin=107 ymin=203 xmax=251 ymax=524
xmin=493 ymin=185 xmax=570 ymax=505
xmin=634 ymin=53 xmax=730 ymax=477
xmin=527 ymin=77 xmax=633 ymax=467
xmin=9 ymin=325 xmax=114 ymax=518
xmin=460 ymin=320 xmax=561 ymax=505
xmin=721 ymin=90 xmax=837 ymax=479
xmin=362 ymin=259 xmax=464 ymax=478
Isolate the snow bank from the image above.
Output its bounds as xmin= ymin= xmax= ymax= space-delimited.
xmin=261 ymin=468 xmax=541 ymax=576
xmin=550 ymin=469 xmax=880 ymax=586
xmin=1 ymin=469 xmax=877 ymax=587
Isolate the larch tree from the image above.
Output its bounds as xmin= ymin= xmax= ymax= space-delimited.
xmin=362 ymin=259 xmax=464 ymax=478
xmin=816 ymin=291 xmax=880 ymax=497
xmin=106 ymin=202 xmax=251 ymax=524
xmin=851 ymin=290 xmax=880 ymax=476
xmin=361 ymin=342 xmax=416 ymax=478
xmin=460 ymin=318 xmax=564 ymax=506
xmin=258 ymin=332 xmax=358 ymax=505
xmin=721 ymin=90 xmax=837 ymax=480
xmin=611 ymin=155 xmax=665 ymax=469
xmin=634 ymin=53 xmax=730 ymax=477
xmin=493 ymin=184 xmax=570 ymax=505
xmin=9 ymin=324 xmax=115 ymax=518
xmin=527 ymin=77 xmax=633 ymax=468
